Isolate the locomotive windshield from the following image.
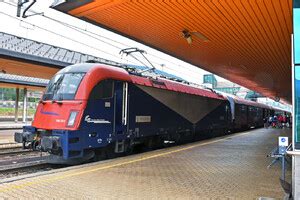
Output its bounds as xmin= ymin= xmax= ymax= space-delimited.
xmin=43 ymin=73 xmax=85 ymax=101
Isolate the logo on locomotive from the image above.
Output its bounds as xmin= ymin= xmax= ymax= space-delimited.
xmin=84 ymin=115 xmax=111 ymax=124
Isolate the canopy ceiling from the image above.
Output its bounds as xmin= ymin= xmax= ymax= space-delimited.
xmin=54 ymin=0 xmax=292 ymax=103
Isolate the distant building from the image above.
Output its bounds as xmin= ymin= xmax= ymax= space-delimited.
xmin=214 ymin=81 xmax=241 ymax=95
xmin=257 ymin=98 xmax=292 ymax=112
xmin=203 ymin=74 xmax=242 ymax=95
xmin=203 ymin=74 xmax=217 ymax=88
xmin=244 ymin=91 xmax=264 ymax=101
xmin=202 ymin=74 xmax=254 ymax=99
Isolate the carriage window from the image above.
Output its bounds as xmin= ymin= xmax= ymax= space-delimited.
xmin=241 ymin=105 xmax=246 ymax=111
xmin=90 ymin=80 xmax=113 ymax=99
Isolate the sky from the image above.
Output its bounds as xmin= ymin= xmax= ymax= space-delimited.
xmin=0 ymin=0 xmax=231 ymax=85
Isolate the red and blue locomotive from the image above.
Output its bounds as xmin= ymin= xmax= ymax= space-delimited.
xmin=15 ymin=62 xmax=281 ymax=164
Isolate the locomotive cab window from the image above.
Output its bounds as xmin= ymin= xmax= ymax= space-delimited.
xmin=90 ymin=79 xmax=114 ymax=100
xmin=43 ymin=73 xmax=85 ymax=101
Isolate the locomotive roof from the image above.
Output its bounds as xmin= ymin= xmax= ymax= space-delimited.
xmin=64 ymin=63 xmax=225 ymax=101
xmin=60 ymin=63 xmax=290 ymax=113
xmin=58 ymin=63 xmax=186 ymax=82
xmin=57 ymin=63 xmax=97 ymax=74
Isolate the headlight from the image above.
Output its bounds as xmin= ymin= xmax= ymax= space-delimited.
xmin=67 ymin=111 xmax=78 ymax=127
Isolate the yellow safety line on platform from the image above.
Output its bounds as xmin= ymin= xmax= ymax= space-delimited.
xmin=0 ymin=130 xmax=253 ymax=193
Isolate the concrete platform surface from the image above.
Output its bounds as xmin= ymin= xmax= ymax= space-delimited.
xmin=0 ymin=128 xmax=292 ymax=199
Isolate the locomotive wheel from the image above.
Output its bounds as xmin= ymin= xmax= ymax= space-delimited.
xmin=146 ymin=137 xmax=156 ymax=149
xmin=124 ymin=140 xmax=134 ymax=155
xmin=147 ymin=136 xmax=163 ymax=149
xmin=105 ymin=144 xmax=117 ymax=159
xmin=93 ymin=149 xmax=107 ymax=161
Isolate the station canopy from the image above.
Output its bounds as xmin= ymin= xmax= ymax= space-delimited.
xmin=0 ymin=32 xmax=120 ymax=79
xmin=53 ymin=0 xmax=292 ymax=103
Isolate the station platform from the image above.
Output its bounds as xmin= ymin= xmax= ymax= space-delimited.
xmin=0 ymin=128 xmax=291 ymax=199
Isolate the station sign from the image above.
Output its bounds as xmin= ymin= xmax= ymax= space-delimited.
xmin=279 ymin=136 xmax=289 ymax=155
xmin=278 ymin=137 xmax=289 ymax=147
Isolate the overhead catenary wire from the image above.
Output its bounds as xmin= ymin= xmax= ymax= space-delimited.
xmin=0 ymin=12 xmax=123 ymax=61
xmin=0 ymin=12 xmax=202 ymax=82
xmin=0 ymin=2 xmax=206 ymax=82
xmin=1 ymin=1 xmax=206 ymax=80
xmin=43 ymin=15 xmax=204 ymax=76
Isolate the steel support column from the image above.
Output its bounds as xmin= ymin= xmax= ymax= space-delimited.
xmin=14 ymin=88 xmax=19 ymax=122
xmin=22 ymin=88 xmax=27 ymax=123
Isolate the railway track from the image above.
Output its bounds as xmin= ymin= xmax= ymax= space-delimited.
xmin=0 ymin=155 xmax=60 ymax=179
xmin=0 ymin=142 xmax=59 ymax=179
xmin=0 ymin=142 xmax=22 ymax=150
xmin=0 ymin=142 xmax=38 ymax=159
xmin=0 ymin=132 xmax=63 ymax=178
xmin=0 ymin=156 xmax=48 ymax=171
xmin=0 ymin=149 xmax=36 ymax=157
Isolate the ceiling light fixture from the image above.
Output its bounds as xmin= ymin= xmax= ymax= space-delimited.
xmin=181 ymin=29 xmax=209 ymax=45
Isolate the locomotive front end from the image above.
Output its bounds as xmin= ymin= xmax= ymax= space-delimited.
xmin=14 ymin=63 xmax=131 ymax=164
xmin=15 ymin=68 xmax=89 ymax=163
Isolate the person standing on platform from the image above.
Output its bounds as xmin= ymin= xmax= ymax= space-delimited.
xmin=268 ymin=116 xmax=273 ymax=127
xmin=263 ymin=117 xmax=268 ymax=128
xmin=272 ymin=115 xmax=278 ymax=128
xmin=286 ymin=115 xmax=291 ymax=128
xmin=278 ymin=115 xmax=283 ymax=128
xmin=282 ymin=115 xmax=287 ymax=127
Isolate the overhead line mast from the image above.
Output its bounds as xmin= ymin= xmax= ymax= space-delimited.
xmin=17 ymin=0 xmax=43 ymax=18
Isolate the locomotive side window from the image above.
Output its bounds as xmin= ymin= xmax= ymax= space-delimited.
xmin=90 ymin=79 xmax=114 ymax=100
